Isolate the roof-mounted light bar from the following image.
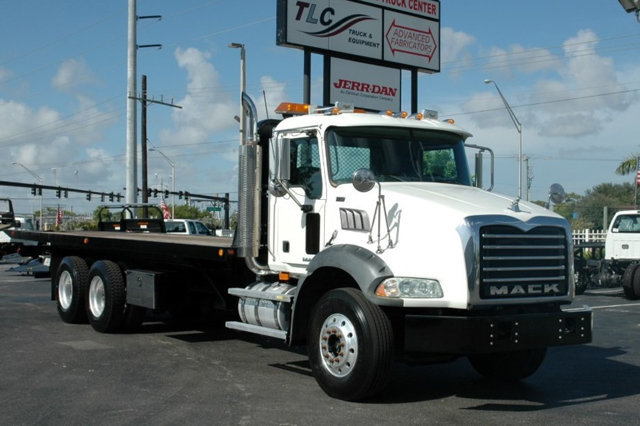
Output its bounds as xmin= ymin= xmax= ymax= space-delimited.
xmin=274 ymin=102 xmax=447 ymax=122
xmin=275 ymin=102 xmax=310 ymax=116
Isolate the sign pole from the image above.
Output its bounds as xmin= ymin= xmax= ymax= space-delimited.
xmin=303 ymin=49 xmax=311 ymax=104
xmin=633 ymin=157 xmax=640 ymax=209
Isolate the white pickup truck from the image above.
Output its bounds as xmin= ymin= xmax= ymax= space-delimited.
xmin=164 ymin=219 xmax=214 ymax=236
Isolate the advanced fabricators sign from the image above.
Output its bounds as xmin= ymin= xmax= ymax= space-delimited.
xmin=276 ymin=0 xmax=440 ymax=73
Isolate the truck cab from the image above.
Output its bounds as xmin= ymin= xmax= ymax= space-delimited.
xmin=227 ymin=98 xmax=591 ymax=400
xmin=605 ymin=210 xmax=640 ymax=260
xmin=262 ymin=103 xmax=573 ymax=309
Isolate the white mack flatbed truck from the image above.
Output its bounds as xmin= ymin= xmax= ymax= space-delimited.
xmin=9 ymin=94 xmax=592 ymax=401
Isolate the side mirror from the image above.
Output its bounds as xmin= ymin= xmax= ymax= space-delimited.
xmin=280 ymin=138 xmax=290 ymax=181
xmin=548 ymin=183 xmax=566 ymax=204
xmin=268 ymin=137 xmax=290 ymax=197
xmin=465 ymin=143 xmax=494 ymax=191
xmin=352 ymin=168 xmax=377 ymax=193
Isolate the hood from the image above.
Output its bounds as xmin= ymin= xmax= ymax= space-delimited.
xmin=380 ymin=182 xmax=558 ymax=222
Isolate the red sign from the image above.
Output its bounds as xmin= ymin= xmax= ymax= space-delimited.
xmin=636 ymin=170 xmax=640 ymax=186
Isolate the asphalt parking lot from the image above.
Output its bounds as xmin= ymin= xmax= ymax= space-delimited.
xmin=1 ymin=263 xmax=639 ymax=425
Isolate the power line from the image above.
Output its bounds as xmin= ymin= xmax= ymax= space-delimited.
xmin=445 ymin=87 xmax=640 ymax=117
xmin=442 ymin=32 xmax=640 ymax=73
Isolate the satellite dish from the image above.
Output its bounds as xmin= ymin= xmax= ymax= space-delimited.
xmin=352 ymin=168 xmax=376 ymax=193
xmin=548 ymin=183 xmax=566 ymax=204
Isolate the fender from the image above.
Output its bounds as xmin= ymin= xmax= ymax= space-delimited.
xmin=287 ymin=244 xmax=398 ymax=345
xmin=306 ymin=244 xmax=395 ymax=299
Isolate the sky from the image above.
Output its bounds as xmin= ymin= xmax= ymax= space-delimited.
xmin=1 ymin=0 xmax=640 ymax=218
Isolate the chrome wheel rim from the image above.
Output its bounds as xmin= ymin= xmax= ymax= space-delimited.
xmin=89 ymin=276 xmax=106 ymax=318
xmin=318 ymin=313 xmax=358 ymax=378
xmin=58 ymin=270 xmax=73 ymax=310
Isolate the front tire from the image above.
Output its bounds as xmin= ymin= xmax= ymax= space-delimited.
xmin=307 ymin=288 xmax=394 ymax=401
xmin=468 ymin=348 xmax=547 ymax=381
xmin=86 ymin=260 xmax=126 ymax=333
xmin=55 ymin=256 xmax=89 ymax=324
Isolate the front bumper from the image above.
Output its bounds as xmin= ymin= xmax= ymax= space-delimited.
xmin=403 ymin=307 xmax=592 ymax=355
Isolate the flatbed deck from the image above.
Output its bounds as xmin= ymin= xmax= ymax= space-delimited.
xmin=7 ymin=229 xmax=235 ymax=264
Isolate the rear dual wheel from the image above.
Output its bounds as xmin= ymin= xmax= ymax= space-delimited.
xmin=55 ymin=256 xmax=89 ymax=324
xmin=622 ymin=264 xmax=640 ymax=300
xmin=86 ymin=260 xmax=145 ymax=333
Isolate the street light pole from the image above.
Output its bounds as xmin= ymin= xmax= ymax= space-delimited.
xmin=12 ymin=162 xmax=43 ymax=229
xmin=149 ymin=148 xmax=176 ymax=218
xmin=484 ymin=79 xmax=524 ymax=199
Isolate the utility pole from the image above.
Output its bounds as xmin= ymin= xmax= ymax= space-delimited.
xmin=130 ymin=75 xmax=181 ymax=214
xmin=141 ymin=75 xmax=149 ymax=216
xmin=126 ymin=0 xmax=137 ymax=206
xmin=126 ymin=0 xmax=162 ymax=209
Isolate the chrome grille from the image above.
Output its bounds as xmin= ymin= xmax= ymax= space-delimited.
xmin=479 ymin=226 xmax=568 ymax=299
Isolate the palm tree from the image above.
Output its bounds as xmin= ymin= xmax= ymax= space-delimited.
xmin=616 ymin=155 xmax=638 ymax=176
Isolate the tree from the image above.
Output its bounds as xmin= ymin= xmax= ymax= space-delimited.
xmin=616 ymin=154 xmax=638 ymax=176
xmin=172 ymin=204 xmax=204 ymax=219
xmin=553 ymin=183 xmax=635 ymax=229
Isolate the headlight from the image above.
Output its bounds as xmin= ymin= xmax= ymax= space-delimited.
xmin=375 ymin=277 xmax=443 ymax=298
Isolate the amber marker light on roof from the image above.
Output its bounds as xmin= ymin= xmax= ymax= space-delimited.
xmin=275 ymin=102 xmax=310 ymax=115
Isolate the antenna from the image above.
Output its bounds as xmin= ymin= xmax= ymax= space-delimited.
xmin=263 ymin=90 xmax=270 ymax=119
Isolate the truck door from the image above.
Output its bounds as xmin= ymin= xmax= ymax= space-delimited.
xmin=269 ymin=133 xmax=325 ymax=272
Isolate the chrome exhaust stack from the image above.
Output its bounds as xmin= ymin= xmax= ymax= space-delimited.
xmin=237 ymin=93 xmax=270 ymax=275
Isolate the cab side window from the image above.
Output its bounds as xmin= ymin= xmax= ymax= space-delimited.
xmin=289 ymin=137 xmax=322 ymax=199
xmin=195 ymin=222 xmax=210 ymax=235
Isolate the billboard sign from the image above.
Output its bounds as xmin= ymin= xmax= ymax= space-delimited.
xmin=384 ymin=11 xmax=439 ymax=69
xmin=277 ymin=0 xmax=440 ymax=73
xmin=357 ymin=0 xmax=439 ymax=19
xmin=330 ymin=58 xmax=401 ymax=111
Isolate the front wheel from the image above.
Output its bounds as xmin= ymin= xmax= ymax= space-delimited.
xmin=307 ymin=288 xmax=394 ymax=401
xmin=468 ymin=348 xmax=547 ymax=381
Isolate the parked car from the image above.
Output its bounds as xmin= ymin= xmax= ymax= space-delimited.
xmin=164 ymin=219 xmax=214 ymax=236
xmin=1 ymin=215 xmax=37 ymax=256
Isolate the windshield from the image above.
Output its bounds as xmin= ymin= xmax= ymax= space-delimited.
xmin=326 ymin=126 xmax=471 ymax=185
